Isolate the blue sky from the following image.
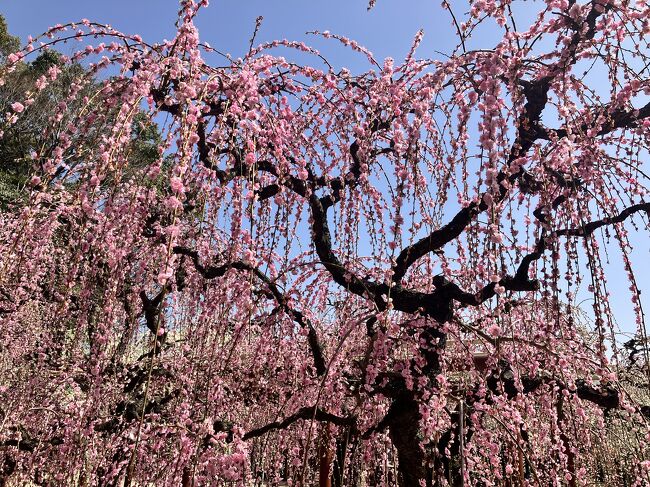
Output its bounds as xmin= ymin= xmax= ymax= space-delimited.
xmin=4 ymin=1 xmax=461 ymax=69
xmin=3 ymin=1 xmax=648 ymax=340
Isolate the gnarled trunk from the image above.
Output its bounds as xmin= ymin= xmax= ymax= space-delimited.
xmin=387 ymin=395 xmax=429 ymax=487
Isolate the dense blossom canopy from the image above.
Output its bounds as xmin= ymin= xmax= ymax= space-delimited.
xmin=1 ymin=0 xmax=650 ymax=485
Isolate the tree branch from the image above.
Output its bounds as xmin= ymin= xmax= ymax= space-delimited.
xmin=172 ymin=246 xmax=327 ymax=376
xmin=242 ymin=406 xmax=355 ymax=440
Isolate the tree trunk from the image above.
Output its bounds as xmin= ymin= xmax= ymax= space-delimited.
xmin=388 ymin=396 xmax=428 ymax=487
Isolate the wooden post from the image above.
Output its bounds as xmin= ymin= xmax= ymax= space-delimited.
xmin=318 ymin=424 xmax=332 ymax=487
xmin=459 ymin=399 xmax=465 ymax=486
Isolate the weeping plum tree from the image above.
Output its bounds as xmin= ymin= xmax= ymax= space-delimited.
xmin=1 ymin=0 xmax=650 ymax=485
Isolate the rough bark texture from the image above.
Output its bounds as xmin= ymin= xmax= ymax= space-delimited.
xmin=387 ymin=395 xmax=429 ymax=487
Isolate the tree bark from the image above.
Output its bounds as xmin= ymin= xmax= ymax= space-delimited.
xmin=387 ymin=395 xmax=429 ymax=487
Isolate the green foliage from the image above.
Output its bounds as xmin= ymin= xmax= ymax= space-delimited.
xmin=0 ymin=15 xmax=20 ymax=60
xmin=127 ymin=112 xmax=164 ymax=174
xmin=0 ymin=16 xmax=163 ymax=211
xmin=28 ymin=49 xmax=62 ymax=73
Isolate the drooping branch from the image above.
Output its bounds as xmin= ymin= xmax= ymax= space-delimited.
xmin=172 ymin=245 xmax=327 ymax=376
xmin=486 ymin=362 xmax=628 ymax=415
xmin=555 ymin=202 xmax=650 ymax=238
xmin=390 ymin=76 xmax=552 ymax=284
xmin=415 ymin=201 xmax=649 ymax=310
xmin=242 ymin=406 xmax=355 ymax=440
xmin=541 ymin=100 xmax=650 ymax=140
xmin=307 ymin=194 xmax=380 ymax=301
xmin=391 ymin=2 xmax=615 ymax=285
xmin=496 ymin=202 xmax=650 ymax=301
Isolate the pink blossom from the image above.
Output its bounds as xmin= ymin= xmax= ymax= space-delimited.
xmin=170 ymin=176 xmax=185 ymax=194
xmin=486 ymin=323 xmax=501 ymax=337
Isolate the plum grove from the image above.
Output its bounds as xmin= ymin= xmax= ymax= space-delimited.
xmin=1 ymin=1 xmax=650 ymax=486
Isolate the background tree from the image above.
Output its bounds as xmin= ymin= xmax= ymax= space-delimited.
xmin=0 ymin=15 xmax=163 ymax=210
xmin=0 ymin=16 xmax=20 ymax=63
xmin=1 ymin=1 xmax=650 ymax=486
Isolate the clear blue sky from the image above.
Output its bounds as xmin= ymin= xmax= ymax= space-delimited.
xmin=3 ymin=1 xmax=462 ymax=69
xmin=3 ymin=1 xmax=648 ymax=340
